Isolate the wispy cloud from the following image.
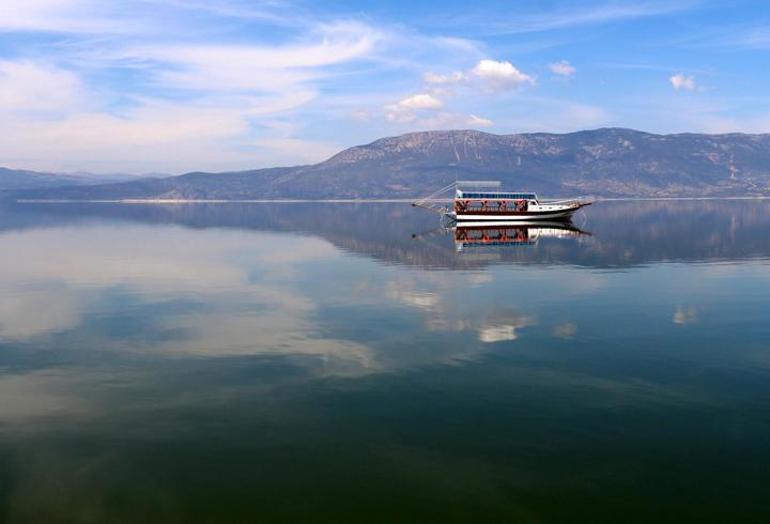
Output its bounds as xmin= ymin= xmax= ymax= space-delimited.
xmin=442 ymin=0 xmax=700 ymax=35
xmin=0 ymin=61 xmax=85 ymax=114
xmin=0 ymin=4 xmax=391 ymax=171
xmin=649 ymin=21 xmax=770 ymax=51
xmin=0 ymin=0 xmax=147 ymax=34
xmin=0 ymin=0 xmax=496 ymax=172
xmin=424 ymin=71 xmax=467 ymax=85
xmin=0 ymin=0 xmax=309 ymax=35
xmin=125 ymin=25 xmax=378 ymax=92
xmin=734 ymin=26 xmax=770 ymax=48
xmin=0 ymin=0 xmax=767 ymax=171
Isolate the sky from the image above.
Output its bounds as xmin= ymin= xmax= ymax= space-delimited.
xmin=1 ymin=0 xmax=769 ymax=174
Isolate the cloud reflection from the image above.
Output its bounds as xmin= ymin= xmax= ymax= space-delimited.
xmin=0 ymin=372 xmax=90 ymax=421
xmin=673 ymin=306 xmax=697 ymax=325
xmin=552 ymin=322 xmax=577 ymax=339
xmin=0 ymin=224 xmax=378 ymax=374
xmin=0 ymin=290 xmax=81 ymax=341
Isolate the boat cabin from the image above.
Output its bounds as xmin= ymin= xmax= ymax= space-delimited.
xmin=454 ymin=189 xmax=539 ymax=214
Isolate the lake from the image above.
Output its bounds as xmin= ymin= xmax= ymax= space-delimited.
xmin=1 ymin=200 xmax=770 ymax=522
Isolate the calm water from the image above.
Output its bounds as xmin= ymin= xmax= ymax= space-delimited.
xmin=1 ymin=200 xmax=770 ymax=522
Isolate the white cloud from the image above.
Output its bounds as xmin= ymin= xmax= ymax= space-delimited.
xmin=420 ymin=59 xmax=534 ymax=101
xmin=384 ymin=93 xmax=443 ymax=124
xmin=549 ymin=60 xmax=576 ymax=77
xmin=427 ymin=59 xmax=535 ymax=92
xmin=0 ymin=0 xmax=144 ymax=34
xmin=0 ymin=61 xmax=84 ymax=114
xmin=471 ymin=59 xmax=535 ymax=89
xmin=670 ymin=73 xmax=696 ymax=91
xmin=392 ymin=93 xmax=443 ymax=110
xmin=0 ymin=20 xmax=379 ymax=172
xmin=424 ymin=71 xmax=467 ymax=85
xmin=349 ymin=110 xmax=371 ymax=122
xmin=466 ymin=114 xmax=494 ymax=127
xmin=385 ymin=111 xmax=416 ymax=124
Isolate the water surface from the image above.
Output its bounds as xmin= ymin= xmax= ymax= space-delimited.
xmin=1 ymin=200 xmax=770 ymax=522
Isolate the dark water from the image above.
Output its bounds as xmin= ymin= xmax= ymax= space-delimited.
xmin=1 ymin=200 xmax=770 ymax=522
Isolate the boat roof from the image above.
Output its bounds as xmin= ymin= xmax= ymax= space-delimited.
xmin=457 ymin=190 xmax=537 ymax=200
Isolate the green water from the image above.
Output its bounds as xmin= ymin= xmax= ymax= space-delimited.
xmin=0 ymin=200 xmax=769 ymax=522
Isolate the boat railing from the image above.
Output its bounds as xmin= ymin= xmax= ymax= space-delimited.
xmin=544 ymin=196 xmax=594 ymax=205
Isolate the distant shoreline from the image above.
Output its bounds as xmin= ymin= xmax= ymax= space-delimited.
xmin=12 ymin=196 xmax=770 ymax=204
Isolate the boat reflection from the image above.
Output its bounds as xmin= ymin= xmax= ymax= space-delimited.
xmin=454 ymin=221 xmax=590 ymax=252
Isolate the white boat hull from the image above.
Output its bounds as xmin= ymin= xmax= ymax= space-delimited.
xmin=453 ymin=209 xmax=580 ymax=222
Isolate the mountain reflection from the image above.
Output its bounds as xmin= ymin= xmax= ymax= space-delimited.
xmin=2 ymin=199 xmax=767 ymax=380
xmin=2 ymin=199 xmax=769 ymax=268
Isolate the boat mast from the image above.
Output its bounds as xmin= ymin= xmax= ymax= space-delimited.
xmin=411 ymin=182 xmax=457 ymax=215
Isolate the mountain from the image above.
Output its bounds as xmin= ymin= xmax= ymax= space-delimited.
xmin=0 ymin=167 xmax=152 ymax=191
xmin=8 ymin=128 xmax=770 ymax=200
xmin=0 ymin=167 xmax=93 ymax=191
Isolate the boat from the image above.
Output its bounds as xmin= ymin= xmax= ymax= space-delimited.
xmin=413 ymin=181 xmax=592 ymax=222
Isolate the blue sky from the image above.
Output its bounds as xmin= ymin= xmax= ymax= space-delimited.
xmin=0 ymin=0 xmax=769 ymax=173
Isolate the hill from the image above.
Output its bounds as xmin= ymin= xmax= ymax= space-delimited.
xmin=0 ymin=167 xmax=151 ymax=191
xmin=8 ymin=128 xmax=770 ymax=200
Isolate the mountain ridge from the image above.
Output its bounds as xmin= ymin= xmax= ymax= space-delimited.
xmin=6 ymin=128 xmax=770 ymax=200
xmin=0 ymin=167 xmax=156 ymax=191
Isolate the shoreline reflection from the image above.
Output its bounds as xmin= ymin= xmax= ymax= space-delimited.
xmin=3 ymin=199 xmax=770 ymax=268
